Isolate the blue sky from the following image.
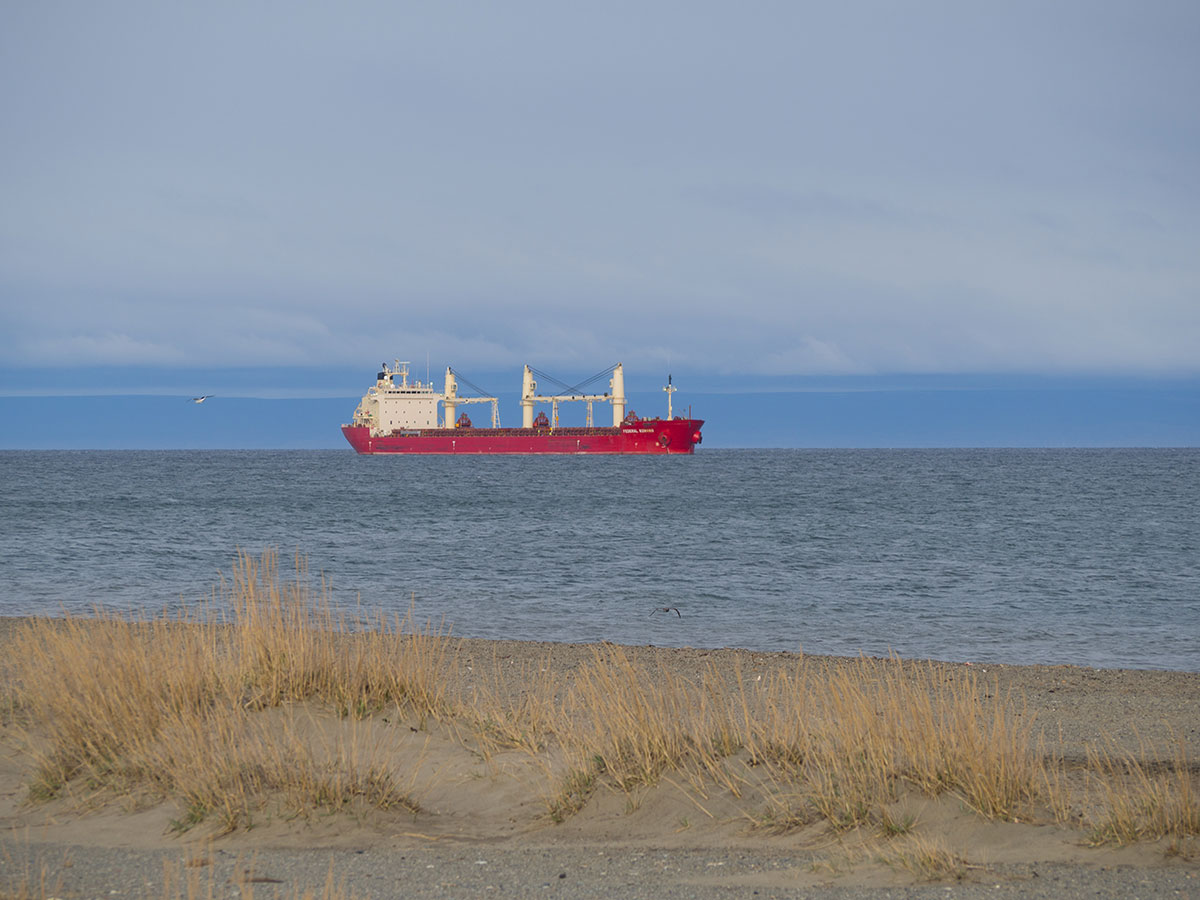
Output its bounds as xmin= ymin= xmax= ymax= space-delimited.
xmin=1 ymin=3 xmax=1197 ymax=447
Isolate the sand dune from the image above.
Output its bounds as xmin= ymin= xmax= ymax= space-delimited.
xmin=2 ymin=625 xmax=1197 ymax=897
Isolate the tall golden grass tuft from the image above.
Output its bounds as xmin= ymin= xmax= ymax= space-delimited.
xmin=863 ymin=658 xmax=1042 ymax=819
xmin=562 ymin=645 xmax=706 ymax=790
xmin=515 ymin=649 xmax=1053 ymax=831
xmin=7 ymin=549 xmax=444 ymax=829
xmin=1085 ymin=737 xmax=1200 ymax=845
xmin=223 ymin=549 xmax=454 ymax=717
xmin=714 ymin=656 xmax=1045 ymax=830
xmin=465 ymin=653 xmax=560 ymax=757
xmin=9 ymin=612 xmax=227 ymax=799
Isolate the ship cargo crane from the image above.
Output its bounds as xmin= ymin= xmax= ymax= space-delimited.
xmin=520 ymin=363 xmax=626 ymax=428
xmin=443 ymin=368 xmax=500 ymax=428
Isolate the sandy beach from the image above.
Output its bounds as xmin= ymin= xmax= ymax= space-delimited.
xmin=2 ymin=621 xmax=1197 ymax=898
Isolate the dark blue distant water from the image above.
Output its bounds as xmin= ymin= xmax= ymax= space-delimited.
xmin=1 ymin=449 xmax=1196 ymax=671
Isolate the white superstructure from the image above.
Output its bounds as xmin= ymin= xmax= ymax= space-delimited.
xmin=349 ymin=362 xmax=441 ymax=433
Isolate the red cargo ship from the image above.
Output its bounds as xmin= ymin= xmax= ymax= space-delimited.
xmin=341 ymin=361 xmax=703 ymax=455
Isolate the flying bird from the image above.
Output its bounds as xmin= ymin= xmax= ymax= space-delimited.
xmin=651 ymin=606 xmax=681 ymax=617
xmin=190 ymin=396 xmax=210 ymax=404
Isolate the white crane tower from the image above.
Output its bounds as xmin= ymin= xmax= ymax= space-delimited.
xmin=443 ymin=368 xmax=500 ymax=428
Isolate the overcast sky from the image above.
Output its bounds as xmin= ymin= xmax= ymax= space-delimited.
xmin=2 ymin=2 xmax=1197 ymax=385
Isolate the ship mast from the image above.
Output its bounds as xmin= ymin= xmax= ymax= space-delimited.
xmin=663 ymin=374 xmax=675 ymax=419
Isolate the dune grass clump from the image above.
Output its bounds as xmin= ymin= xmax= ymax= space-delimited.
xmin=538 ymin=648 xmax=1052 ymax=833
xmin=147 ymin=704 xmax=418 ymax=834
xmin=223 ymin=550 xmax=454 ymax=717
xmin=5 ymin=549 xmax=444 ymax=831
xmin=462 ymin=655 xmax=562 ymax=757
xmin=535 ymin=652 xmax=1197 ymax=846
xmin=1083 ymin=738 xmax=1199 ymax=845
xmin=562 ymin=647 xmax=708 ymax=790
xmin=10 ymin=613 xmax=229 ymax=801
xmin=875 ymin=834 xmax=977 ymax=881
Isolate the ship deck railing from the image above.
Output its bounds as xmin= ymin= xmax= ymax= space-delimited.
xmin=381 ymin=425 xmax=630 ymax=437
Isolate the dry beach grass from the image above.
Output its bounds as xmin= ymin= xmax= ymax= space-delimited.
xmin=1 ymin=550 xmax=1197 ymax=897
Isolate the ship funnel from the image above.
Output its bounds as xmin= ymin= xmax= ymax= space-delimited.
xmin=521 ymin=365 xmax=536 ymax=428
xmin=444 ymin=367 xmax=458 ymax=427
xmin=610 ymin=363 xmax=625 ymax=426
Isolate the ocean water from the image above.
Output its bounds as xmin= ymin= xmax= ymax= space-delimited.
xmin=1 ymin=449 xmax=1196 ymax=671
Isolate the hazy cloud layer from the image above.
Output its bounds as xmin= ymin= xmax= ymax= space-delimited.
xmin=2 ymin=2 xmax=1197 ymax=378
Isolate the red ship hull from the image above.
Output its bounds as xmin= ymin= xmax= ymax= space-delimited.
xmin=341 ymin=418 xmax=704 ymax=454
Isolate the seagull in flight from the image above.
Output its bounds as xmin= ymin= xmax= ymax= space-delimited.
xmin=651 ymin=606 xmax=682 ymax=617
xmin=190 ymin=396 xmax=210 ymax=404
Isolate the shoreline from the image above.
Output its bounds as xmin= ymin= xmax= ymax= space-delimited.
xmin=448 ymin=635 xmax=1200 ymax=758
xmin=2 ymin=610 xmax=1196 ymax=674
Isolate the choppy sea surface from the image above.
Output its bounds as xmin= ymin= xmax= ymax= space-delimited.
xmin=1 ymin=449 xmax=1196 ymax=671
